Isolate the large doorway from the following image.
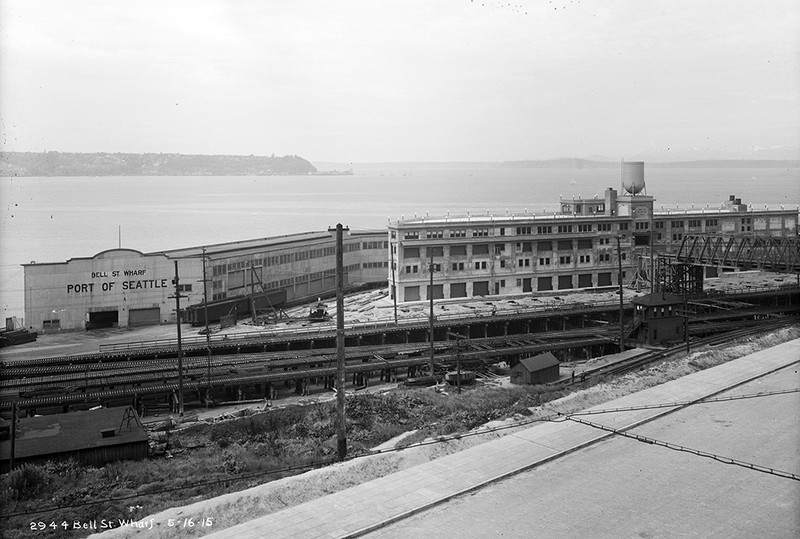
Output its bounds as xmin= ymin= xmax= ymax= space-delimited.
xmin=86 ymin=310 xmax=118 ymax=330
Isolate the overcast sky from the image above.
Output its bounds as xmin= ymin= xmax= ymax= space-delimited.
xmin=1 ymin=1 xmax=798 ymax=162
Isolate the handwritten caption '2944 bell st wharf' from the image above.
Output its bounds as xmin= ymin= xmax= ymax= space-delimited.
xmin=66 ymin=269 xmax=168 ymax=294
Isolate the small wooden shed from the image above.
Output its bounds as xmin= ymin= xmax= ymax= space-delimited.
xmin=510 ymin=352 xmax=560 ymax=385
xmin=0 ymin=406 xmax=149 ymax=472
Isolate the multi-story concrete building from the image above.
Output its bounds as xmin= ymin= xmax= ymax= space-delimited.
xmin=23 ymin=229 xmax=388 ymax=331
xmin=388 ymin=163 xmax=798 ymax=303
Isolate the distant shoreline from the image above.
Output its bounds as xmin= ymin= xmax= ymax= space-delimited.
xmin=1 ymin=151 xmax=798 ymax=177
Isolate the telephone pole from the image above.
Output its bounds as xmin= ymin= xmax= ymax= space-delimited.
xmin=329 ymin=224 xmax=349 ymax=461
xmin=171 ymin=260 xmax=185 ymax=416
xmin=429 ymin=250 xmax=435 ymax=376
xmin=616 ymin=234 xmax=625 ymax=352
xmin=201 ymin=247 xmax=212 ymax=407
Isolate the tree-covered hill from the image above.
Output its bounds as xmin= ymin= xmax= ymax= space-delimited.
xmin=0 ymin=151 xmax=318 ymax=176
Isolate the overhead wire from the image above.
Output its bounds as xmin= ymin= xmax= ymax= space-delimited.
xmin=3 ymin=385 xmax=798 ymax=518
xmin=566 ymin=414 xmax=800 ymax=482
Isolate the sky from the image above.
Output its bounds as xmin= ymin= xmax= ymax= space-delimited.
xmin=0 ymin=0 xmax=798 ymax=163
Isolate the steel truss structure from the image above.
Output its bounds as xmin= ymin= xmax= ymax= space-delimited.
xmin=676 ymin=235 xmax=800 ymax=274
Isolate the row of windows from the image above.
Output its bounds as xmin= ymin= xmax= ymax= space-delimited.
xmin=402 ymin=271 xmax=618 ymax=299
xmin=212 ymin=241 xmax=390 ymax=275
xmin=403 ymin=238 xmax=603 ymax=259
xmin=398 ymin=213 xmax=783 ymax=244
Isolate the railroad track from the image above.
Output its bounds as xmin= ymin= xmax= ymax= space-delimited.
xmin=555 ymin=318 xmax=798 ymax=387
xmin=2 ymin=318 xmax=795 ymax=412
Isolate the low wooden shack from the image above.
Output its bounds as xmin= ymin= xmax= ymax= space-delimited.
xmin=0 ymin=406 xmax=148 ymax=472
xmin=510 ymin=352 xmax=560 ymax=385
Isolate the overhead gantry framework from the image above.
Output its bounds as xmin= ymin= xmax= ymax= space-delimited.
xmin=676 ymin=234 xmax=800 ymax=274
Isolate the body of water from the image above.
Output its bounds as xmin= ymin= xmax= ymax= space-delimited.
xmin=1 ymin=166 xmax=798 ymax=319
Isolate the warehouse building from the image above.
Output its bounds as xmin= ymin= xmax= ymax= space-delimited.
xmin=388 ymin=162 xmax=798 ymax=303
xmin=23 ymin=229 xmax=388 ymax=332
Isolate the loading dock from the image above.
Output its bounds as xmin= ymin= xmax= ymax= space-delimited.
xmin=86 ymin=310 xmax=118 ymax=329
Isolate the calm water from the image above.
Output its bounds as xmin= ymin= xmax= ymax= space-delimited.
xmin=1 ymin=166 xmax=798 ymax=319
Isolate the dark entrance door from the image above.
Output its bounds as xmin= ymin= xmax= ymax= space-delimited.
xmin=86 ymin=310 xmax=118 ymax=330
xmin=523 ymin=278 xmax=532 ymax=292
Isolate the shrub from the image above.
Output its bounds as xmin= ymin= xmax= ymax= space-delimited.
xmin=1 ymin=464 xmax=50 ymax=501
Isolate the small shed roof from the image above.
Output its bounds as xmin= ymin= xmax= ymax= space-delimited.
xmin=0 ymin=406 xmax=148 ymax=461
xmin=518 ymin=352 xmax=560 ymax=372
xmin=631 ymin=292 xmax=682 ymax=307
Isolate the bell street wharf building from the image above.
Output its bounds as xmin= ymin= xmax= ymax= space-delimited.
xmin=23 ymin=229 xmax=388 ymax=332
xmin=388 ymin=162 xmax=798 ymax=303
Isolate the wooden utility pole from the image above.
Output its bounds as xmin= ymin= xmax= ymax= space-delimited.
xmin=331 ymin=224 xmax=348 ymax=461
xmin=390 ymin=236 xmax=398 ymax=325
xmin=10 ymin=400 xmax=18 ymax=470
xmin=616 ymin=235 xmax=625 ymax=352
xmin=429 ymin=250 xmax=435 ymax=376
xmin=201 ymin=248 xmax=212 ymax=407
xmin=172 ymin=260 xmax=184 ymax=417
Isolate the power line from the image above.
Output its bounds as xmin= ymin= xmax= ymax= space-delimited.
xmin=2 ymin=387 xmax=797 ymax=519
xmin=566 ymin=415 xmax=800 ymax=482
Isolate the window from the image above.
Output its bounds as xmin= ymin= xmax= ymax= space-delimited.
xmin=516 ymin=226 xmax=532 ymax=235
xmin=559 ymin=255 xmax=571 ymax=264
xmin=539 ymin=257 xmax=551 ymax=266
xmin=577 ymin=224 xmax=592 ymax=232
xmin=473 ymin=244 xmax=490 ymax=255
xmin=404 ymin=231 xmax=419 ymax=239
xmin=705 ymin=219 xmax=718 ymax=227
xmin=430 ymin=263 xmax=442 ymax=272
xmin=688 ymin=219 xmax=701 ymax=228
xmin=473 ymin=229 xmax=489 ymax=237
xmin=655 ymin=221 xmax=665 ymax=229
xmin=426 ymin=230 xmax=443 ymax=239
xmin=635 ymin=222 xmax=649 ymax=230
xmin=178 ymin=284 xmax=192 ymax=292
xmin=671 ymin=220 xmax=684 ymax=228
xmin=537 ymin=225 xmax=553 ymax=234
xmin=405 ymin=264 xmax=419 ymax=273
xmin=557 ymin=225 xmax=573 ymax=233
xmin=518 ymin=258 xmax=531 ymax=267
xmin=618 ymin=222 xmax=629 ymax=231
xmin=578 ymin=274 xmax=592 ymax=287
xmin=427 ymin=246 xmax=444 ymax=257
xmin=450 ymin=245 xmax=467 ymax=256
xmin=474 ymin=261 xmax=488 ymax=270
xmin=499 ymin=228 xmax=505 ymax=236
xmin=452 ymin=262 xmax=465 ymax=271
xmin=577 ymin=239 xmax=592 ymax=249
xmin=537 ymin=241 xmax=553 ymax=251
xmin=494 ymin=244 xmax=506 ymax=254
xmin=500 ymin=260 xmax=506 ymax=268
xmin=579 ymin=254 xmax=591 ymax=263
xmin=403 ymin=247 xmax=420 ymax=258
xmin=557 ymin=240 xmax=572 ymax=250
xmin=597 ymin=272 xmax=612 ymax=286
xmin=598 ymin=223 xmax=612 ymax=231
xmin=449 ymin=229 xmax=467 ymax=238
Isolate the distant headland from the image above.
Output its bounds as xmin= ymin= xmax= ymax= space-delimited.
xmin=0 ymin=151 xmax=318 ymax=177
